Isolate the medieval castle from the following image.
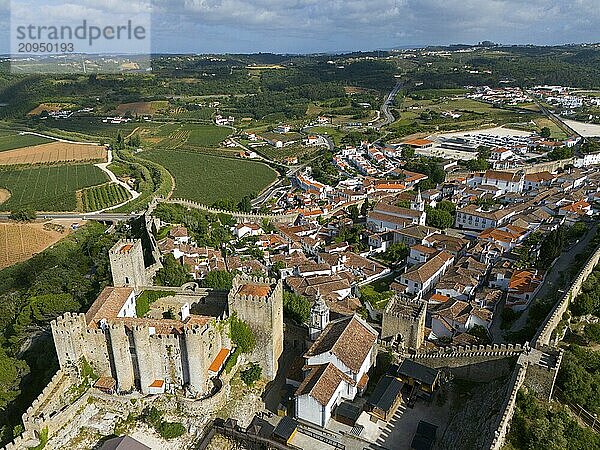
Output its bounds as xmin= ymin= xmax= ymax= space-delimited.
xmin=51 ymin=239 xmax=283 ymax=397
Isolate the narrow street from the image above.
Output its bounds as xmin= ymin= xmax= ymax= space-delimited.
xmin=500 ymin=223 xmax=598 ymax=338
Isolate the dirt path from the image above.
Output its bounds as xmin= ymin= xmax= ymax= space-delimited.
xmin=93 ymin=150 xmax=141 ymax=212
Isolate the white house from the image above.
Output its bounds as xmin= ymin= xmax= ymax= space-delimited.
xmin=234 ymin=223 xmax=263 ymax=239
xmin=455 ymin=204 xmax=516 ymax=231
xmin=399 ymin=251 xmax=454 ymax=297
xmin=295 ymin=315 xmax=377 ymax=427
xmin=479 ymin=170 xmax=525 ymax=194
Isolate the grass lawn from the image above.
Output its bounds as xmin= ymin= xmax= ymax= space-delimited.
xmin=140 ymin=149 xmax=277 ymax=204
xmin=0 ymin=163 xmax=108 ymax=211
xmin=305 ymin=126 xmax=346 ymax=145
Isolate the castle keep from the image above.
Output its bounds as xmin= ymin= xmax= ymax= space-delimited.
xmin=228 ymin=275 xmax=284 ymax=381
xmin=381 ymin=294 xmax=427 ymax=351
xmin=51 ymin=239 xmax=284 ymax=397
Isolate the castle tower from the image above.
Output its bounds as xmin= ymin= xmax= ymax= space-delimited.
xmin=132 ymin=325 xmax=156 ymax=394
xmin=381 ymin=295 xmax=427 ymax=351
xmin=109 ymin=240 xmax=146 ymax=289
xmin=228 ymin=275 xmax=283 ymax=381
xmin=108 ymin=323 xmax=135 ymax=392
xmin=309 ymin=291 xmax=329 ymax=340
xmin=411 ymin=189 xmax=425 ymax=212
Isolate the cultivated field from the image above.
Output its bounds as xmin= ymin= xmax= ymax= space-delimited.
xmin=39 ymin=118 xmax=143 ymax=140
xmin=0 ymin=142 xmax=107 ymax=166
xmin=115 ymin=101 xmax=168 ymax=116
xmin=79 ymin=183 xmax=132 ymax=212
xmin=0 ymin=221 xmax=71 ymax=269
xmin=0 ymin=134 xmax=52 ymax=152
xmin=0 ymin=163 xmax=108 ymax=211
xmin=153 ymin=123 xmax=233 ymax=149
xmin=140 ymin=149 xmax=277 ymax=204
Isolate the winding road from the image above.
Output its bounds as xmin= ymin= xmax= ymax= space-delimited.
xmin=375 ymin=81 xmax=403 ymax=129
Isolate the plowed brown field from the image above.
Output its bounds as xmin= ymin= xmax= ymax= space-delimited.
xmin=0 ymin=142 xmax=107 ymax=165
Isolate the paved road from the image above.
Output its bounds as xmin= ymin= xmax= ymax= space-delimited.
xmin=376 ymin=82 xmax=402 ymax=129
xmin=526 ymin=91 xmax=582 ymax=139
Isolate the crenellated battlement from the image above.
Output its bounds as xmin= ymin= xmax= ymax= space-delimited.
xmin=412 ymin=343 xmax=526 ymax=360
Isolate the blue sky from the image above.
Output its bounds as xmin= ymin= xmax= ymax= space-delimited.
xmin=3 ymin=0 xmax=600 ymax=54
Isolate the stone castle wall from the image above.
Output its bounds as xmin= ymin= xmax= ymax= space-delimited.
xmin=445 ymin=158 xmax=576 ymax=182
xmin=534 ymin=245 xmax=600 ymax=347
xmin=161 ymin=198 xmax=298 ymax=224
xmin=487 ymin=362 xmax=528 ymax=450
xmin=51 ymin=311 xmax=228 ymax=395
xmin=381 ymin=300 xmax=426 ymax=350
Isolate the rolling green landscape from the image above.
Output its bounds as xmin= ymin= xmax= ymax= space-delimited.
xmin=140 ymin=149 xmax=277 ymax=204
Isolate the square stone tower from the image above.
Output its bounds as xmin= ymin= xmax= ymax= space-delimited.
xmin=228 ymin=275 xmax=283 ymax=381
xmin=109 ymin=239 xmax=147 ymax=289
xmin=382 ymin=295 xmax=427 ymax=351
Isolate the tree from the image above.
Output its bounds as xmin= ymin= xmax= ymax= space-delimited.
xmin=360 ymin=198 xmax=370 ymax=217
xmin=270 ymin=261 xmax=285 ymax=279
xmin=538 ymin=228 xmax=565 ymax=269
xmin=540 ymin=126 xmax=552 ymax=139
xmin=283 ymin=291 xmax=311 ymax=324
xmin=380 ymin=242 xmax=409 ymax=264
xmin=240 ymin=363 xmax=262 ymax=386
xmin=237 ymin=195 xmax=253 ymax=213
xmin=202 ymin=270 xmax=235 ymax=290
xmin=401 ymin=146 xmax=415 ymax=160
xmin=426 ymin=208 xmax=453 ymax=229
xmin=154 ymin=254 xmax=193 ymax=287
xmin=348 ymin=204 xmax=360 ymax=222
xmin=0 ymin=349 xmax=30 ymax=412
xmin=9 ymin=209 xmax=36 ymax=222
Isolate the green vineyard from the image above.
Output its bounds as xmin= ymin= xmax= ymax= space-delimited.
xmin=0 ymin=163 xmax=108 ymax=211
xmin=80 ymin=183 xmax=132 ymax=212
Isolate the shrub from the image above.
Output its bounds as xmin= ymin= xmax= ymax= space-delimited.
xmin=158 ymin=421 xmax=186 ymax=439
xmin=240 ymin=363 xmax=262 ymax=386
xmin=230 ymin=314 xmax=256 ymax=354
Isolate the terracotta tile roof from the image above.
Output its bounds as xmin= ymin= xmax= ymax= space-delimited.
xmin=304 ymin=316 xmax=377 ymax=373
xmin=411 ymin=244 xmax=438 ymax=254
xmin=169 ymin=225 xmax=188 ymax=238
xmin=403 ymin=138 xmax=433 ymax=147
xmin=374 ymin=202 xmax=423 ymax=219
xmin=149 ymin=379 xmax=165 ymax=388
xmin=525 ymin=171 xmax=555 ymax=183
xmin=85 ymin=287 xmax=134 ymax=327
xmin=117 ymin=243 xmax=134 ymax=254
xmin=368 ymin=211 xmax=414 ymax=227
xmin=484 ymin=170 xmax=523 ymax=183
xmin=509 ymin=270 xmax=544 ymax=294
xmin=430 ymin=293 xmax=450 ymax=303
xmin=403 ymin=251 xmax=454 ymax=284
xmin=237 ymin=283 xmax=272 ymax=298
xmin=94 ymin=376 xmax=116 ymax=390
xmin=295 ymin=363 xmax=355 ymax=406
